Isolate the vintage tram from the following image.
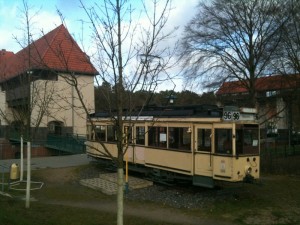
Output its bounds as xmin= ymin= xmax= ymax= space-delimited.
xmin=85 ymin=105 xmax=260 ymax=188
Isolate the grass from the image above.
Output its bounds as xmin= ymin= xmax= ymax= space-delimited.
xmin=203 ymin=175 xmax=300 ymax=224
xmin=1 ymin=166 xmax=176 ymax=225
xmin=0 ymin=164 xmax=300 ymax=225
xmin=0 ymin=199 xmax=175 ymax=225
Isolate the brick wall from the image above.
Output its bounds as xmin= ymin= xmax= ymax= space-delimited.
xmin=0 ymin=139 xmax=53 ymax=159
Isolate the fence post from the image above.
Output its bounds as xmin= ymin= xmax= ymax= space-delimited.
xmin=284 ymin=145 xmax=287 ymax=158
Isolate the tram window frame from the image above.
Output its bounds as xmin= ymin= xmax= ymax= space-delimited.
xmin=136 ymin=126 xmax=145 ymax=145
xmin=124 ymin=126 xmax=133 ymax=144
xmin=95 ymin=125 xmax=106 ymax=141
xmin=107 ymin=125 xmax=117 ymax=143
xmin=148 ymin=126 xmax=167 ymax=148
xmin=215 ymin=128 xmax=233 ymax=155
xmin=87 ymin=125 xmax=93 ymax=140
xmin=197 ymin=128 xmax=211 ymax=152
xmin=168 ymin=127 xmax=191 ymax=151
xmin=236 ymin=124 xmax=259 ymax=155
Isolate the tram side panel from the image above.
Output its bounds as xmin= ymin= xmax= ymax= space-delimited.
xmin=86 ymin=141 xmax=118 ymax=159
xmin=194 ymin=153 xmax=213 ymax=177
xmin=144 ymin=148 xmax=193 ymax=175
xmin=132 ymin=146 xmax=145 ymax=164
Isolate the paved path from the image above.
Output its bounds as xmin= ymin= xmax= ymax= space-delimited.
xmin=0 ymin=154 xmax=93 ymax=173
xmin=45 ymin=199 xmax=235 ymax=225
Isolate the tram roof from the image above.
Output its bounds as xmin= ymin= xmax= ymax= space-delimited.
xmin=90 ymin=104 xmax=223 ymax=118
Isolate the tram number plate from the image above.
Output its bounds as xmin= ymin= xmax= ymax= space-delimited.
xmin=223 ymin=111 xmax=240 ymax=121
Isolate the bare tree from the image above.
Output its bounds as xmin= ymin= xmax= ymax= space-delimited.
xmin=278 ymin=0 xmax=300 ymax=74
xmin=271 ymin=0 xmax=300 ymax=144
xmin=0 ymin=0 xmax=59 ymax=208
xmin=54 ymin=0 xmax=177 ymax=224
xmin=179 ymin=0 xmax=286 ymax=107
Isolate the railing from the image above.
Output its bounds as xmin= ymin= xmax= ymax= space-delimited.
xmin=45 ymin=134 xmax=86 ymax=154
xmin=8 ymin=131 xmax=28 ymax=142
xmin=8 ymin=131 xmax=86 ymax=154
xmin=261 ymin=143 xmax=300 ymax=157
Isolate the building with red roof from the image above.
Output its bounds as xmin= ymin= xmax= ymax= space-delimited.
xmin=0 ymin=24 xmax=98 ymax=158
xmin=216 ymin=74 xmax=300 ymax=142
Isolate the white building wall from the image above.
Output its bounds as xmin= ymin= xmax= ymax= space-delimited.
xmin=0 ymin=88 xmax=16 ymax=126
xmin=30 ymin=73 xmax=95 ymax=135
xmin=0 ymin=89 xmax=7 ymax=126
xmin=276 ymin=97 xmax=288 ymax=130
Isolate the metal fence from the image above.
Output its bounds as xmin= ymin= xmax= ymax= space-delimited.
xmin=260 ymin=144 xmax=300 ymax=174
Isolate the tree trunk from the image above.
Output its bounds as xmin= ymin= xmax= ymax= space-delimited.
xmin=117 ymin=167 xmax=124 ymax=225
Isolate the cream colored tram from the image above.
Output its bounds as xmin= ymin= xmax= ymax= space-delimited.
xmin=86 ymin=105 xmax=260 ymax=188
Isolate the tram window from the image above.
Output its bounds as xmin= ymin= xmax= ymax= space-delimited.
xmin=215 ymin=129 xmax=232 ymax=154
xmin=169 ymin=127 xmax=191 ymax=151
xmin=197 ymin=129 xmax=211 ymax=152
xmin=107 ymin=125 xmax=117 ymax=142
xmin=124 ymin=126 xmax=133 ymax=144
xmin=148 ymin=127 xmax=167 ymax=148
xmin=95 ymin=125 xmax=106 ymax=141
xmin=236 ymin=125 xmax=259 ymax=155
xmin=136 ymin=126 xmax=145 ymax=145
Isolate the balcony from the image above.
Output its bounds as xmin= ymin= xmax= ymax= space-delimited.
xmin=6 ymin=85 xmax=30 ymax=107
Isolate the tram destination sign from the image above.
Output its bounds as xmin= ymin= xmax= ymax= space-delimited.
xmin=223 ymin=110 xmax=240 ymax=121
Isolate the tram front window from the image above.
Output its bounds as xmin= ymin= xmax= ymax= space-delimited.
xmin=236 ymin=124 xmax=259 ymax=155
xmin=215 ymin=129 xmax=232 ymax=154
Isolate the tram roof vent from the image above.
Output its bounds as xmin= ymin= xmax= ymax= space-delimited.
xmin=223 ymin=106 xmax=239 ymax=112
xmin=240 ymin=107 xmax=257 ymax=114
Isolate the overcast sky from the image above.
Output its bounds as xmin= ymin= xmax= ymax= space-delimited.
xmin=0 ymin=0 xmax=199 ymax=91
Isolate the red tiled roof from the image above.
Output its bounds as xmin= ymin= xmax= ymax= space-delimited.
xmin=216 ymin=74 xmax=300 ymax=95
xmin=0 ymin=24 xmax=98 ymax=82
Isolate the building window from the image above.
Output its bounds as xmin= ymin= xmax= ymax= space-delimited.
xmin=168 ymin=127 xmax=191 ymax=151
xmin=266 ymin=90 xmax=277 ymax=97
xmin=267 ymin=121 xmax=278 ymax=137
xmin=48 ymin=121 xmax=63 ymax=135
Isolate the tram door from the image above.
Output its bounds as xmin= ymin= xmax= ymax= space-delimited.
xmin=194 ymin=125 xmax=213 ymax=178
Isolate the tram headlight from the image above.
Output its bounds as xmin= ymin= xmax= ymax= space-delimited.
xmin=245 ymin=166 xmax=252 ymax=175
